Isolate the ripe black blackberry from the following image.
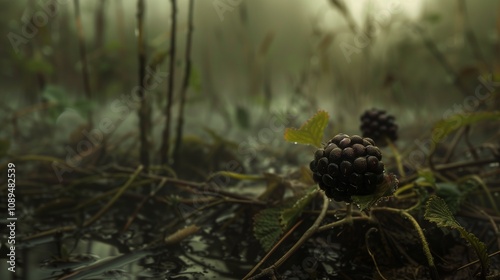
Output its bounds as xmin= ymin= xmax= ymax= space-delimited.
xmin=360 ymin=108 xmax=398 ymax=145
xmin=310 ymin=134 xmax=385 ymax=202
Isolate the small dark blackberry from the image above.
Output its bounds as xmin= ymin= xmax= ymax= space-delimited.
xmin=310 ymin=133 xmax=385 ymax=202
xmin=360 ymin=108 xmax=398 ymax=145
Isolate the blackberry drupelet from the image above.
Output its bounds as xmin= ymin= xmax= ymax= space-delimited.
xmin=360 ymin=108 xmax=398 ymax=145
xmin=310 ymin=134 xmax=385 ymax=202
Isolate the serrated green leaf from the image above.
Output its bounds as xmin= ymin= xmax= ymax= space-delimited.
xmin=281 ymin=187 xmax=318 ymax=229
xmin=352 ymin=173 xmax=399 ymax=210
xmin=284 ymin=110 xmax=329 ymax=148
xmin=424 ymin=195 xmax=461 ymax=228
xmin=425 ymin=196 xmax=490 ymax=274
xmin=432 ymin=112 xmax=500 ymax=150
xmin=254 ymin=186 xmax=318 ymax=251
xmin=253 ymin=208 xmax=282 ymax=251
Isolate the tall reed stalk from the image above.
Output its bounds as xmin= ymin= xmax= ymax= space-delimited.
xmin=74 ymin=0 xmax=92 ymax=126
xmin=137 ymin=0 xmax=150 ymax=170
xmin=160 ymin=0 xmax=177 ymax=165
xmin=173 ymin=0 xmax=195 ymax=165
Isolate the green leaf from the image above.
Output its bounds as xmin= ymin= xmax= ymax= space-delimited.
xmin=253 ymin=208 xmax=283 ymax=251
xmin=284 ymin=110 xmax=329 ymax=148
xmin=417 ymin=170 xmax=436 ymax=186
xmin=432 ymin=111 xmax=500 ymax=152
xmin=281 ymin=187 xmax=318 ymax=229
xmin=42 ymin=85 xmax=69 ymax=105
xmin=352 ymin=173 xmax=399 ymax=210
xmin=254 ymin=186 xmax=318 ymax=251
xmin=436 ymin=180 xmax=477 ymax=214
xmin=425 ymin=196 xmax=490 ymax=274
xmin=424 ymin=195 xmax=461 ymax=228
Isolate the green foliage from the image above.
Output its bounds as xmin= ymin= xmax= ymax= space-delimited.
xmin=253 ymin=208 xmax=282 ymax=252
xmin=42 ymin=86 xmax=95 ymax=122
xmin=352 ymin=173 xmax=399 ymax=210
xmin=42 ymin=86 xmax=68 ymax=120
xmin=26 ymin=57 xmax=54 ymax=75
xmin=284 ymin=110 xmax=329 ymax=148
xmin=436 ymin=180 xmax=477 ymax=214
xmin=42 ymin=85 xmax=68 ymax=104
xmin=431 ymin=111 xmax=500 ymax=152
xmin=280 ymin=187 xmax=318 ymax=229
xmin=425 ymin=195 xmax=490 ymax=275
xmin=417 ymin=170 xmax=436 ymax=186
xmin=254 ymin=187 xmax=318 ymax=251
xmin=422 ymin=13 xmax=442 ymax=24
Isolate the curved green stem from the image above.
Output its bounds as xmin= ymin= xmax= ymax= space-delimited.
xmin=245 ymin=192 xmax=329 ymax=280
xmin=375 ymin=207 xmax=439 ymax=280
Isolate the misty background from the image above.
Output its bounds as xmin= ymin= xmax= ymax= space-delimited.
xmin=1 ymin=0 xmax=499 ymax=154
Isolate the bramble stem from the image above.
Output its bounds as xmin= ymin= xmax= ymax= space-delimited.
xmin=245 ymin=192 xmax=329 ymax=280
xmin=386 ymin=137 xmax=405 ymax=177
xmin=376 ymin=207 xmax=439 ymax=280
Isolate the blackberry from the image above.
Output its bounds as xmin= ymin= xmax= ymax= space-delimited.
xmin=310 ymin=134 xmax=385 ymax=202
xmin=360 ymin=108 xmax=398 ymax=145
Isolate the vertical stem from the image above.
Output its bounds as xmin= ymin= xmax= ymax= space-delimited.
xmin=273 ymin=192 xmax=329 ymax=268
xmin=74 ymin=0 xmax=92 ymax=126
xmin=26 ymin=0 xmax=47 ymax=99
xmin=137 ymin=0 xmax=150 ymax=170
xmin=94 ymin=0 xmax=106 ymax=91
xmin=173 ymin=0 xmax=195 ymax=165
xmin=378 ymin=208 xmax=439 ymax=280
xmin=457 ymin=0 xmax=489 ymax=72
xmin=94 ymin=0 xmax=106 ymax=49
xmin=160 ymin=0 xmax=177 ymax=165
xmin=386 ymin=137 xmax=405 ymax=177
xmin=115 ymin=0 xmax=125 ymax=56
